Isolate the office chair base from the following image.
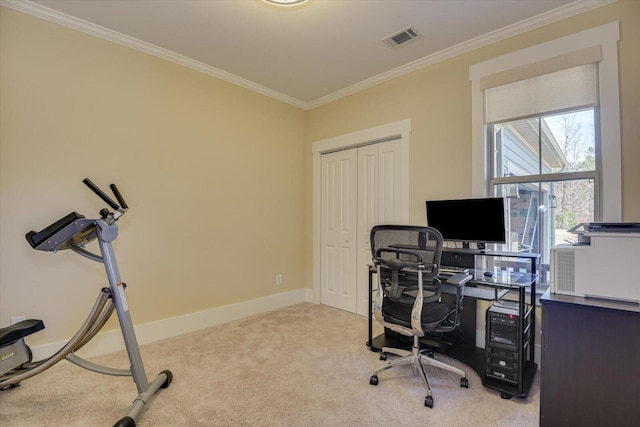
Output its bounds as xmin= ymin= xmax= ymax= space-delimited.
xmin=370 ymin=337 xmax=468 ymax=408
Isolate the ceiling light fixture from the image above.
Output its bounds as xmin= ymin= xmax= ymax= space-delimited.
xmin=262 ymin=0 xmax=309 ymax=6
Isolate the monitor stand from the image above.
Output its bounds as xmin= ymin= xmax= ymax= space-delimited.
xmin=460 ymin=241 xmax=491 ymax=253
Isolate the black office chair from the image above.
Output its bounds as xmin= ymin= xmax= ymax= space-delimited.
xmin=368 ymin=225 xmax=472 ymax=408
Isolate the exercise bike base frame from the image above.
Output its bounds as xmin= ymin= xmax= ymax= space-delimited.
xmin=4 ymin=179 xmax=172 ymax=427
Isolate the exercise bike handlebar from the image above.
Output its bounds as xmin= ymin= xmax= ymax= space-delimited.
xmin=109 ymin=183 xmax=128 ymax=210
xmin=26 ymin=179 xmax=129 ymax=251
xmin=82 ymin=178 xmax=127 ymax=213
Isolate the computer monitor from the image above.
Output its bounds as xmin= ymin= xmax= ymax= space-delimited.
xmin=426 ymin=197 xmax=507 ymax=247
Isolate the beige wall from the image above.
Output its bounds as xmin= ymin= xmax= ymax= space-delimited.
xmin=0 ymin=7 xmax=307 ymax=347
xmin=1 ymin=1 xmax=638 ymax=349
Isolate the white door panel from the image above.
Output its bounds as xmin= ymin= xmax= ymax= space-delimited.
xmin=356 ymin=139 xmax=404 ymax=316
xmin=320 ymin=150 xmax=357 ymax=312
xmin=357 ymin=144 xmax=379 ymax=316
xmin=379 ymin=139 xmax=403 ymax=222
xmin=321 ymin=138 xmax=406 ymax=315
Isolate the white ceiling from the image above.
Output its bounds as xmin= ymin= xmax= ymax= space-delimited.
xmin=5 ymin=0 xmax=614 ymax=109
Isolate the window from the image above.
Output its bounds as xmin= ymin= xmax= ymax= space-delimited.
xmin=470 ymin=22 xmax=621 ymax=286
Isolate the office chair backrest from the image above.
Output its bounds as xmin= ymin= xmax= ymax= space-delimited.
xmin=370 ymin=225 xmax=443 ymax=302
xmin=370 ymin=225 xmax=443 ymax=269
xmin=370 ymin=225 xmax=445 ymax=336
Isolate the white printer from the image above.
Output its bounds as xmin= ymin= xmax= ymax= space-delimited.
xmin=549 ymin=222 xmax=640 ymax=304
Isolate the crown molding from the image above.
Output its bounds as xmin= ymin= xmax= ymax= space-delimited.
xmin=2 ymin=0 xmax=618 ymax=111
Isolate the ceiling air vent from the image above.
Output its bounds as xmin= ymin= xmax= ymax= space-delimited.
xmin=383 ymin=26 xmax=419 ymax=47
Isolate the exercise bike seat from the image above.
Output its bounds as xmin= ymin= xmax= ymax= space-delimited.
xmin=26 ymin=212 xmax=96 ymax=252
xmin=0 ymin=319 xmax=44 ymax=347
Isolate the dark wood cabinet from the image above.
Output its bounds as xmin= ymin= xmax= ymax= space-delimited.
xmin=540 ymin=290 xmax=640 ymax=426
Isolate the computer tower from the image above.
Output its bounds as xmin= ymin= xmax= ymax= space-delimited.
xmin=486 ymin=300 xmax=522 ymax=385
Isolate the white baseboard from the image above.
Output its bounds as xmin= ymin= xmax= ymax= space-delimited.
xmin=31 ymin=288 xmax=313 ymax=361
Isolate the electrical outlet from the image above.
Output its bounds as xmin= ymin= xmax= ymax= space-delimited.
xmin=10 ymin=315 xmax=26 ymax=325
xmin=276 ymin=274 xmax=283 ymax=285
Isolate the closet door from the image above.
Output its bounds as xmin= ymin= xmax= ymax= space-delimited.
xmin=320 ymin=149 xmax=358 ymax=312
xmin=356 ymin=139 xmax=404 ymax=316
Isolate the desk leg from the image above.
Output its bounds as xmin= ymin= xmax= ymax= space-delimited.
xmin=367 ymin=269 xmax=373 ymax=349
xmin=529 ymin=278 xmax=536 ymax=363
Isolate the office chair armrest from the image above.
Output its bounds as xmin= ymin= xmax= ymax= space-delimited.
xmin=375 ymin=247 xmax=426 ymax=267
xmin=445 ymin=273 xmax=472 ymax=287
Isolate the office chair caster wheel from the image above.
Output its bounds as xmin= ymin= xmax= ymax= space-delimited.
xmin=380 ymin=353 xmax=387 ymax=361
xmin=370 ymin=375 xmax=379 ymax=386
xmin=424 ymin=396 xmax=434 ymax=408
xmin=460 ymin=377 xmax=469 ymax=388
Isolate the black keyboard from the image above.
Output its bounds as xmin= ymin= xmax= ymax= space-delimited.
xmin=439 ymin=266 xmax=470 ymax=275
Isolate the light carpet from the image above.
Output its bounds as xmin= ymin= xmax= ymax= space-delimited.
xmin=0 ymin=303 xmax=539 ymax=426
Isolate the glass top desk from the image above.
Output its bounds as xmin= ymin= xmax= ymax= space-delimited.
xmin=366 ymin=262 xmax=538 ymax=399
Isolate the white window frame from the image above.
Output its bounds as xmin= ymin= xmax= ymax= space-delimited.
xmin=469 ymin=21 xmax=621 ymax=221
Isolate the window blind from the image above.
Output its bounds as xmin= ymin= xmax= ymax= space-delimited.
xmin=483 ymin=46 xmax=601 ymax=124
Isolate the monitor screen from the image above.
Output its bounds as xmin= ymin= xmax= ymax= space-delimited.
xmin=426 ymin=197 xmax=507 ymax=244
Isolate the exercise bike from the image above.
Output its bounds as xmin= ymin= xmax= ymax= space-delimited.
xmin=0 ymin=179 xmax=172 ymax=427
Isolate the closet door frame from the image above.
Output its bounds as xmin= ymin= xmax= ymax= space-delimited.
xmin=311 ymin=119 xmax=411 ymax=309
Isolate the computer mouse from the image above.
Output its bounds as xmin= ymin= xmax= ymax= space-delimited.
xmin=483 ymin=271 xmax=494 ymax=278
